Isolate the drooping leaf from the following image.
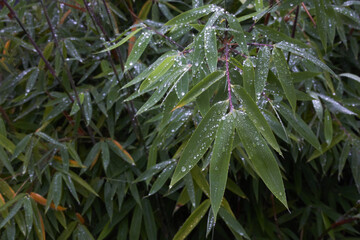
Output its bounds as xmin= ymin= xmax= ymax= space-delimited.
xmin=204 ymin=26 xmax=217 ymax=72
xmin=173 ymin=199 xmax=211 ymax=240
xmin=170 ymin=101 xmax=228 ymax=187
xmin=148 ymin=163 xmax=175 ymax=196
xmin=218 ymin=207 xmax=250 ymax=239
xmin=254 ymin=47 xmax=270 ymax=100
xmin=124 ymin=31 xmax=152 ymax=72
xmin=233 ymin=86 xmax=281 ymax=154
xmin=234 ymin=110 xmax=287 ymax=208
xmin=277 ymin=103 xmax=321 ymax=151
xmin=273 ymin=48 xmax=297 ymax=112
xmin=173 ymin=71 xmax=225 ymax=110
xmin=165 ymin=5 xmax=218 ymax=25
xmin=210 ymin=112 xmax=235 ymax=218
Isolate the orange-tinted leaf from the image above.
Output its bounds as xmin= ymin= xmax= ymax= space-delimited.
xmin=76 ymin=212 xmax=85 ymax=224
xmin=53 ymin=155 xmax=83 ymax=168
xmin=29 ymin=192 xmax=66 ymax=211
xmin=39 ymin=211 xmax=46 ymax=240
xmin=0 ymin=178 xmax=16 ymax=199
xmin=90 ymin=150 xmax=101 ymax=170
xmin=109 ymin=138 xmax=135 ymax=164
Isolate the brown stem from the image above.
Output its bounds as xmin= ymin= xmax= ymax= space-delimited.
xmin=41 ymin=0 xmax=95 ymax=144
xmin=2 ymin=0 xmax=73 ymax=102
xmin=301 ymin=2 xmax=316 ymax=27
xmin=264 ymin=0 xmax=274 ymax=26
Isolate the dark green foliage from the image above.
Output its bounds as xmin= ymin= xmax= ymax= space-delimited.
xmin=0 ymin=0 xmax=359 ymax=239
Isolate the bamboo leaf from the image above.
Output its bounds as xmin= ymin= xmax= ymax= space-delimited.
xmin=324 ymin=109 xmax=333 ymax=146
xmin=234 ymin=110 xmax=287 ymax=208
xmin=68 ymin=171 xmax=99 ymax=196
xmin=165 ymin=5 xmax=218 ymax=25
xmin=99 ymin=28 xmax=144 ymax=53
xmin=242 ymin=58 xmax=255 ymax=100
xmin=173 ymin=199 xmax=210 ymax=240
xmin=124 ymin=31 xmax=152 ymax=72
xmin=218 ymin=207 xmax=250 ymax=239
xmin=254 ymin=46 xmax=270 ymax=99
xmin=173 ymin=71 xmax=225 ymax=110
xmin=170 ymin=101 xmax=228 ymax=187
xmin=83 ymin=91 xmax=92 ymax=126
xmin=233 ymin=86 xmax=281 ymax=155
xmin=11 ymin=134 xmax=32 ymax=160
xmin=148 ymin=163 xmax=176 ymax=196
xmin=277 ymin=103 xmax=321 ymax=151
xmin=129 ymin=204 xmax=142 ymax=240
xmin=134 ymin=160 xmax=175 ymax=183
xmin=210 ymin=112 xmax=235 ymax=218
xmin=204 ymin=26 xmax=217 ymax=72
xmin=101 ymin=141 xmax=110 ymax=171
xmin=107 ymin=139 xmax=135 ymax=165
xmin=0 ymin=198 xmax=24 ymax=228
xmin=226 ymin=14 xmax=249 ymax=55
xmin=273 ymin=48 xmax=297 ymax=112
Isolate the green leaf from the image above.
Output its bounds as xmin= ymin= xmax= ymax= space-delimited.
xmin=173 ymin=71 xmax=225 ymax=110
xmin=101 ymin=141 xmax=110 ymax=171
xmin=339 ymin=73 xmax=360 ymax=83
xmin=99 ymin=27 xmax=144 ymax=53
xmin=106 ymin=139 xmax=135 ymax=165
xmin=139 ymin=56 xmax=175 ymax=92
xmin=68 ymin=171 xmax=99 ymax=196
xmin=170 ymin=101 xmax=228 ymax=187
xmin=48 ymin=172 xmax=63 ymax=209
xmin=307 ymin=133 xmax=345 ymax=162
xmin=218 ymin=207 xmax=250 ymax=239
xmin=315 ymin=0 xmax=328 ymax=50
xmin=38 ymin=42 xmax=54 ymax=68
xmin=25 ymin=68 xmax=39 ymax=94
xmin=275 ymin=41 xmax=337 ymax=77
xmin=338 ymin=140 xmax=351 ymax=180
xmin=226 ymin=179 xmax=246 ymax=199
xmin=64 ymin=39 xmax=82 ymax=61
xmin=129 ymin=204 xmax=142 ymax=240
xmin=0 ymin=198 xmax=24 ymax=228
xmin=173 ymin=199 xmax=211 ymax=240
xmin=277 ymin=103 xmax=321 ymax=151
xmin=210 ymin=113 xmax=235 ymax=218
xmin=255 ymin=0 xmax=263 ymax=11
xmin=11 ymin=135 xmax=32 ymax=161
xmin=0 ymin=146 xmax=15 ymax=176
xmin=58 ymin=221 xmax=77 ymax=240
xmin=324 ymin=109 xmax=333 ymax=146
xmin=204 ymin=26 xmax=217 ymax=73
xmin=23 ymin=197 xmax=33 ymax=234
xmin=66 ymin=143 xmax=84 ymax=168
xmin=76 ymin=225 xmax=95 ymax=240
xmin=254 ymin=47 xmax=270 ymax=100
xmin=165 ymin=5 xmax=217 ymax=25
xmin=226 ymin=14 xmax=249 ymax=56
xmin=83 ymin=91 xmax=92 ymax=126
xmin=234 ymin=110 xmax=287 ymax=208
xmin=243 ymin=59 xmax=255 ymax=100
xmin=273 ymin=48 xmax=297 ymax=112
xmin=35 ymin=132 xmax=66 ymax=149
xmin=142 ymin=199 xmax=157 ymax=240
xmin=124 ymin=31 xmax=152 ymax=72
xmin=233 ymin=86 xmax=281 ymax=155
xmin=148 ymin=163 xmax=175 ymax=196
xmin=135 ymin=160 xmax=175 ymax=182
xmin=62 ymin=174 xmax=80 ymax=204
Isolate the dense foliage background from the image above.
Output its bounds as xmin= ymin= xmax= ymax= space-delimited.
xmin=0 ymin=0 xmax=360 ymax=239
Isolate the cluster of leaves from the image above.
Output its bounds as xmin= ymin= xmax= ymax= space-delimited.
xmin=0 ymin=0 xmax=360 ymax=239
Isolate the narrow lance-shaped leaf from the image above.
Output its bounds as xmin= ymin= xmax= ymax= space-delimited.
xmin=173 ymin=70 xmax=225 ymax=110
xmin=98 ymin=27 xmax=144 ymax=53
xmin=173 ymin=199 xmax=211 ymax=240
xmin=219 ymin=207 xmax=250 ymax=239
xmin=324 ymin=109 xmax=333 ymax=146
xmin=277 ymin=103 xmax=321 ymax=150
xmin=23 ymin=197 xmax=33 ymax=234
xmin=25 ymin=68 xmax=39 ymax=94
xmin=170 ymin=101 xmax=228 ymax=187
xmin=83 ymin=91 xmax=92 ymax=126
xmin=148 ymin=163 xmax=176 ymax=196
xmin=204 ymin=26 xmax=217 ymax=73
xmin=68 ymin=171 xmax=99 ymax=196
xmin=254 ymin=47 xmax=270 ymax=100
xmin=0 ymin=198 xmax=24 ymax=228
xmin=124 ymin=31 xmax=152 ymax=72
xmin=275 ymin=41 xmax=337 ymax=77
xmin=234 ymin=110 xmax=288 ymax=208
xmin=139 ymin=55 xmax=176 ymax=92
xmin=107 ymin=139 xmax=135 ymax=165
xmin=101 ymin=141 xmax=110 ymax=171
xmin=273 ymin=48 xmax=297 ymax=112
xmin=242 ymin=58 xmax=255 ymax=100
xmin=226 ymin=14 xmax=249 ymax=55
xmin=0 ymin=147 xmax=15 ymax=176
xmin=233 ymin=86 xmax=282 ymax=155
xmin=210 ymin=112 xmax=235 ymax=218
xmin=165 ymin=4 xmax=218 ymax=25
xmin=315 ymin=0 xmax=328 ymax=50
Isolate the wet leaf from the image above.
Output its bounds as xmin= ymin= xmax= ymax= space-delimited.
xmin=170 ymin=101 xmax=228 ymax=187
xmin=219 ymin=207 xmax=250 ymax=239
xmin=148 ymin=163 xmax=175 ymax=196
xmin=273 ymin=48 xmax=297 ymax=112
xmin=204 ymin=26 xmax=217 ymax=72
xmin=242 ymin=59 xmax=255 ymax=100
xmin=173 ymin=71 xmax=225 ymax=110
xmin=173 ymin=199 xmax=210 ymax=240
xmin=324 ymin=109 xmax=333 ymax=146
xmin=226 ymin=14 xmax=249 ymax=55
xmin=234 ymin=110 xmax=287 ymax=208
xmin=124 ymin=31 xmax=152 ymax=72
xmin=254 ymin=47 xmax=270 ymax=100
xmin=165 ymin=5 xmax=218 ymax=25
xmin=210 ymin=113 xmax=235 ymax=218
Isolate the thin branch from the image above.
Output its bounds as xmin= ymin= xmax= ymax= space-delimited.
xmin=2 ymin=0 xmax=73 ymax=102
xmin=41 ymin=0 xmax=95 ymax=144
xmin=301 ymin=2 xmax=316 ymax=27
xmin=291 ymin=6 xmax=300 ymax=39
